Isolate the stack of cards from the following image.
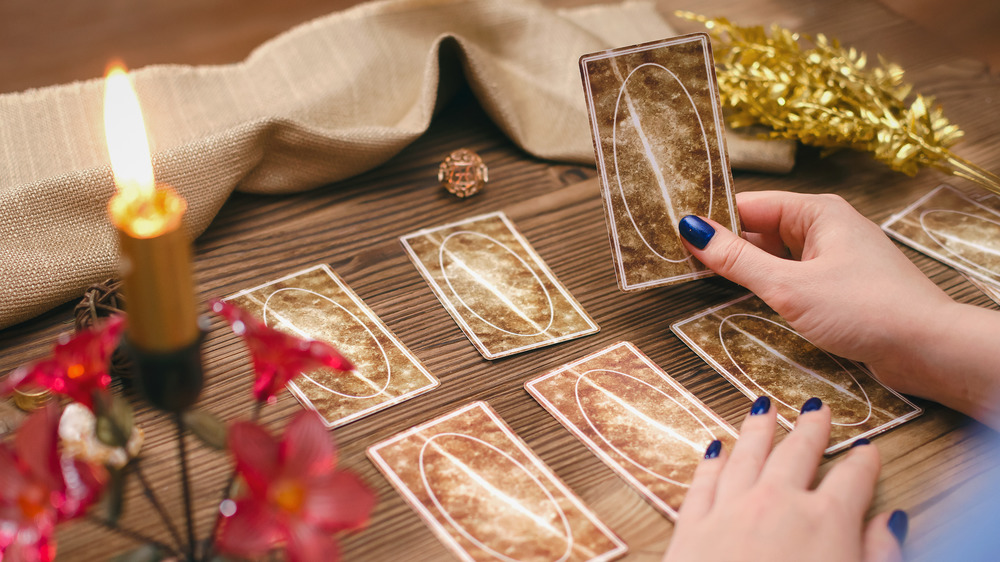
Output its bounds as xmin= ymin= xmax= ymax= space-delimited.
xmin=223 ymin=265 xmax=439 ymax=427
xmin=671 ymin=295 xmax=922 ymax=453
xmin=400 ymin=212 xmax=599 ymax=359
xmin=580 ymin=33 xmax=740 ymax=291
xmin=882 ymin=184 xmax=1000 ymax=305
xmin=368 ymin=402 xmax=628 ymax=561
xmin=526 ymin=342 xmax=738 ymax=519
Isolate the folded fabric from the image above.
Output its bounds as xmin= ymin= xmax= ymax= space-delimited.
xmin=0 ymin=0 xmax=794 ymax=330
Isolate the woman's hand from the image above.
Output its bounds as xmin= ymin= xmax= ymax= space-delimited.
xmin=663 ymin=396 xmax=906 ymax=562
xmin=677 ymin=190 xmax=1000 ymax=426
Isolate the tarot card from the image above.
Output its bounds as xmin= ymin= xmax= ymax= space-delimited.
xmin=367 ymin=401 xmax=628 ymax=562
xmin=671 ymin=295 xmax=922 ymax=454
xmin=882 ymin=184 xmax=1000 ymax=286
xmin=525 ymin=341 xmax=738 ymax=520
xmin=223 ymin=264 xmax=438 ymax=428
xmin=400 ymin=211 xmax=600 ymax=360
xmin=580 ymin=33 xmax=740 ymax=291
xmin=963 ymin=272 xmax=1000 ymax=307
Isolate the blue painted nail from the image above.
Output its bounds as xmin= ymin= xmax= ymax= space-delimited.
xmin=704 ymin=440 xmax=722 ymax=459
xmin=850 ymin=438 xmax=871 ymax=448
xmin=800 ymin=397 xmax=822 ymax=413
xmin=679 ymin=215 xmax=716 ymax=250
xmin=750 ymin=396 xmax=771 ymax=416
xmin=888 ymin=510 xmax=908 ymax=545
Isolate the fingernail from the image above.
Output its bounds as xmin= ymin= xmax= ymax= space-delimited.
xmin=704 ymin=440 xmax=722 ymax=459
xmin=750 ymin=396 xmax=771 ymax=415
xmin=679 ymin=215 xmax=716 ymax=250
xmin=888 ymin=510 xmax=908 ymax=545
xmin=850 ymin=438 xmax=871 ymax=448
xmin=800 ymin=397 xmax=822 ymax=413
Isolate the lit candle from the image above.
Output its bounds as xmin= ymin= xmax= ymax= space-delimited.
xmin=104 ymin=64 xmax=202 ymax=410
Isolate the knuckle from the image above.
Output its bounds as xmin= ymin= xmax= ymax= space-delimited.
xmin=717 ymin=238 xmax=750 ymax=277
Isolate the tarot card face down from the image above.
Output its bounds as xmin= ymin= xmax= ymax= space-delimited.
xmin=526 ymin=342 xmax=738 ymax=520
xmin=882 ymin=184 xmax=1000 ymax=286
xmin=671 ymin=295 xmax=922 ymax=454
xmin=367 ymin=402 xmax=627 ymax=562
xmin=400 ymin=212 xmax=600 ymax=360
xmin=580 ymin=33 xmax=740 ymax=291
xmin=223 ymin=265 xmax=438 ymax=428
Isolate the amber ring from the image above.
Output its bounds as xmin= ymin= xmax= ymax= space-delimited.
xmin=438 ymin=148 xmax=488 ymax=198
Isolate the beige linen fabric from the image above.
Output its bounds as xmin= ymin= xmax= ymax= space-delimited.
xmin=0 ymin=0 xmax=793 ymax=330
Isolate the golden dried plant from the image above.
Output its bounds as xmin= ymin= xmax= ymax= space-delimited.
xmin=679 ymin=11 xmax=1000 ymax=194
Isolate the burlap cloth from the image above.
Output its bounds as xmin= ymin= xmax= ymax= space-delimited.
xmin=0 ymin=0 xmax=794 ymax=330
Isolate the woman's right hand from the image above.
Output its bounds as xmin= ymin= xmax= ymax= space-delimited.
xmin=677 ymin=190 xmax=1000 ymax=426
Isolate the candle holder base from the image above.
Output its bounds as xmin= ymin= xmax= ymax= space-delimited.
xmin=124 ymin=330 xmax=205 ymax=412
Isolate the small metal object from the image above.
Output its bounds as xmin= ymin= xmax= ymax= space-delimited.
xmin=438 ymin=149 xmax=488 ymax=198
xmin=12 ymin=387 xmax=52 ymax=412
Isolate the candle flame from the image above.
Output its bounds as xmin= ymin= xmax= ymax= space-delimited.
xmin=103 ymin=64 xmax=155 ymax=203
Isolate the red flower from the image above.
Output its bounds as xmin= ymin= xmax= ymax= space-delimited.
xmin=217 ymin=411 xmax=375 ymax=562
xmin=0 ymin=404 xmax=106 ymax=561
xmin=1 ymin=316 xmax=125 ymax=411
xmin=209 ymin=299 xmax=354 ymax=403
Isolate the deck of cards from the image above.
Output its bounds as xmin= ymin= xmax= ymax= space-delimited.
xmin=580 ymin=33 xmax=741 ymax=291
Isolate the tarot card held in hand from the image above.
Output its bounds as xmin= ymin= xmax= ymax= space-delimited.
xmin=367 ymin=401 xmax=628 ymax=562
xmin=671 ymin=295 xmax=922 ymax=454
xmin=882 ymin=184 xmax=1000 ymax=287
xmin=400 ymin=211 xmax=599 ymax=360
xmin=223 ymin=264 xmax=438 ymax=428
xmin=580 ymin=33 xmax=740 ymax=291
xmin=525 ymin=341 xmax=738 ymax=520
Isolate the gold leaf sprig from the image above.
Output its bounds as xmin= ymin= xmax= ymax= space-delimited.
xmin=678 ymin=11 xmax=1000 ymax=195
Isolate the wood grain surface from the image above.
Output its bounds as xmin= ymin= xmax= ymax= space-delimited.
xmin=1 ymin=0 xmax=999 ymax=560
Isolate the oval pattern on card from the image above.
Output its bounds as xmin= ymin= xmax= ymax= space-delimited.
xmin=920 ymin=210 xmax=1000 ymax=279
xmin=439 ymin=231 xmax=554 ymax=337
xmin=419 ymin=433 xmax=573 ymax=561
xmin=576 ymin=369 xmax=715 ymax=486
xmin=719 ymin=314 xmax=871 ymax=426
xmin=613 ymin=63 xmax=713 ymax=263
xmin=262 ymin=288 xmax=390 ymax=399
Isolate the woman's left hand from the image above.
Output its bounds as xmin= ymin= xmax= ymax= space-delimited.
xmin=662 ymin=396 xmax=906 ymax=562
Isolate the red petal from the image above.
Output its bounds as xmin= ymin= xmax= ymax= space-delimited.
xmin=284 ymin=519 xmax=341 ymax=562
xmin=228 ymin=421 xmax=280 ymax=497
xmin=280 ymin=411 xmax=334 ymax=479
xmin=0 ymin=445 xmax=27 ymax=503
xmin=15 ymin=405 xmax=62 ymax=493
xmin=0 ymin=364 xmax=35 ymax=396
xmin=302 ymin=471 xmax=375 ymax=532
xmin=216 ymin=498 xmax=282 ymax=559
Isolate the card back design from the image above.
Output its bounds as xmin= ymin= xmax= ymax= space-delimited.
xmin=882 ymin=184 xmax=1000 ymax=286
xmin=400 ymin=211 xmax=600 ymax=359
xmin=580 ymin=33 xmax=740 ymax=291
xmin=671 ymin=295 xmax=922 ymax=453
xmin=525 ymin=342 xmax=738 ymax=520
xmin=368 ymin=401 xmax=628 ymax=562
xmin=223 ymin=264 xmax=438 ymax=428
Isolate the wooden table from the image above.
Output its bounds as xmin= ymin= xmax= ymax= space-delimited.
xmin=2 ymin=0 xmax=999 ymax=560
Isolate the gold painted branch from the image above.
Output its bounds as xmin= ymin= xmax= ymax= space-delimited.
xmin=678 ymin=11 xmax=1000 ymax=196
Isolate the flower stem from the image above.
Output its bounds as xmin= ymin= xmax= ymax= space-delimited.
xmin=133 ymin=459 xmax=185 ymax=553
xmin=86 ymin=514 xmax=180 ymax=558
xmin=175 ymin=413 xmax=197 ymax=561
xmin=202 ymin=400 xmax=264 ymax=560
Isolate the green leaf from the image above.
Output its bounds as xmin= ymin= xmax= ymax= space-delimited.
xmin=108 ymin=544 xmax=162 ymax=562
xmin=95 ymin=394 xmax=134 ymax=448
xmin=183 ymin=409 xmax=228 ymax=450
xmin=104 ymin=466 xmax=128 ymax=525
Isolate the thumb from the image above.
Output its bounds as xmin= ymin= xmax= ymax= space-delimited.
xmin=678 ymin=215 xmax=792 ymax=295
xmin=862 ymin=510 xmax=906 ymax=562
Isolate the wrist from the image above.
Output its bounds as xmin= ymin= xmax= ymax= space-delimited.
xmin=873 ymin=301 xmax=1000 ymax=426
